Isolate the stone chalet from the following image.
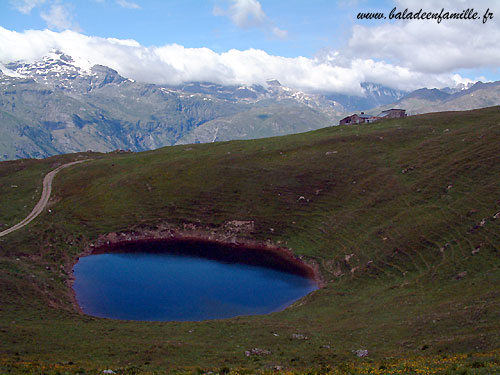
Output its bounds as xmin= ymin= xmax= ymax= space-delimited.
xmin=339 ymin=109 xmax=407 ymax=125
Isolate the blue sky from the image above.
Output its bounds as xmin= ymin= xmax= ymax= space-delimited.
xmin=0 ymin=0 xmax=499 ymax=94
xmin=0 ymin=0 xmax=392 ymax=56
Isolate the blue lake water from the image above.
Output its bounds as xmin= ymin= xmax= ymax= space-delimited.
xmin=73 ymin=250 xmax=318 ymax=321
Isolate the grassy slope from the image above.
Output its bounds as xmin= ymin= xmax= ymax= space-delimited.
xmin=176 ymin=104 xmax=333 ymax=144
xmin=0 ymin=107 xmax=499 ymax=373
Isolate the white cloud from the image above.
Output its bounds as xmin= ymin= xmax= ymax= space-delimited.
xmin=215 ymin=0 xmax=288 ymax=39
xmin=11 ymin=0 xmax=81 ymax=31
xmin=0 ymin=27 xmax=476 ymax=95
xmin=347 ymin=0 xmax=500 ymax=74
xmin=40 ymin=4 xmax=80 ymax=31
xmin=10 ymin=0 xmax=46 ymax=14
xmin=227 ymin=0 xmax=266 ymax=27
xmin=116 ymin=0 xmax=140 ymax=9
xmin=271 ymin=26 xmax=288 ymax=39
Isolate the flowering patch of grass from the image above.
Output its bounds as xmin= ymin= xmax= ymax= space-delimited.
xmin=2 ymin=350 xmax=499 ymax=374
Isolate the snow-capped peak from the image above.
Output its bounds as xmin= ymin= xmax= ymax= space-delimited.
xmin=5 ymin=50 xmax=93 ymax=81
xmin=266 ymin=79 xmax=282 ymax=87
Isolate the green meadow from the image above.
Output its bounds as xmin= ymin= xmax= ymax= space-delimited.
xmin=0 ymin=107 xmax=499 ymax=374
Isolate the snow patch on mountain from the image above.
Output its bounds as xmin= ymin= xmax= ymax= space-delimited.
xmin=4 ymin=50 xmax=93 ymax=86
xmin=0 ymin=62 xmax=25 ymax=78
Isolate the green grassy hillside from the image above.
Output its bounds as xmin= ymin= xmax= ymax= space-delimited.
xmin=0 ymin=107 xmax=499 ymax=374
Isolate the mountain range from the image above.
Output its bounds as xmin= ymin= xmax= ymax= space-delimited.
xmin=1 ymin=51 xmax=499 ymax=161
xmin=372 ymin=81 xmax=500 ymax=115
xmin=0 ymin=51 xmax=343 ymax=160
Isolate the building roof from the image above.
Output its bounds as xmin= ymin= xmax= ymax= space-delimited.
xmin=381 ymin=108 xmax=406 ymax=113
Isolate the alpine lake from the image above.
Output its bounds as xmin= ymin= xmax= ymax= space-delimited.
xmin=72 ymin=240 xmax=318 ymax=321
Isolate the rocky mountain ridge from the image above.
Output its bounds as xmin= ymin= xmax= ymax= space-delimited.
xmin=1 ymin=51 xmax=493 ymax=161
xmin=0 ymin=52 xmax=348 ymax=160
xmin=325 ymin=82 xmax=407 ymax=111
xmin=373 ymin=81 xmax=500 ymax=115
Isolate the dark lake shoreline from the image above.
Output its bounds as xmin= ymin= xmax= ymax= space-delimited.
xmin=91 ymin=238 xmax=318 ymax=283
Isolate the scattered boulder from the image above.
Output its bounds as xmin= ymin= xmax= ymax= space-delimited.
xmin=472 ymin=244 xmax=482 ymax=255
xmin=245 ymin=348 xmax=271 ymax=357
xmin=291 ymin=333 xmax=308 ymax=340
xmin=103 ymin=370 xmax=116 ymax=374
xmin=223 ymin=220 xmax=255 ymax=234
xmin=344 ymin=253 xmax=355 ymax=263
xmin=333 ymin=266 xmax=344 ymax=278
xmin=355 ymin=349 xmax=369 ymax=357
xmin=493 ymin=211 xmax=500 ymax=220
xmin=325 ymin=151 xmax=338 ymax=155
xmin=455 ymin=271 xmax=467 ymax=280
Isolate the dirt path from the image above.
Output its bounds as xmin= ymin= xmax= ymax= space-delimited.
xmin=0 ymin=159 xmax=91 ymax=238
